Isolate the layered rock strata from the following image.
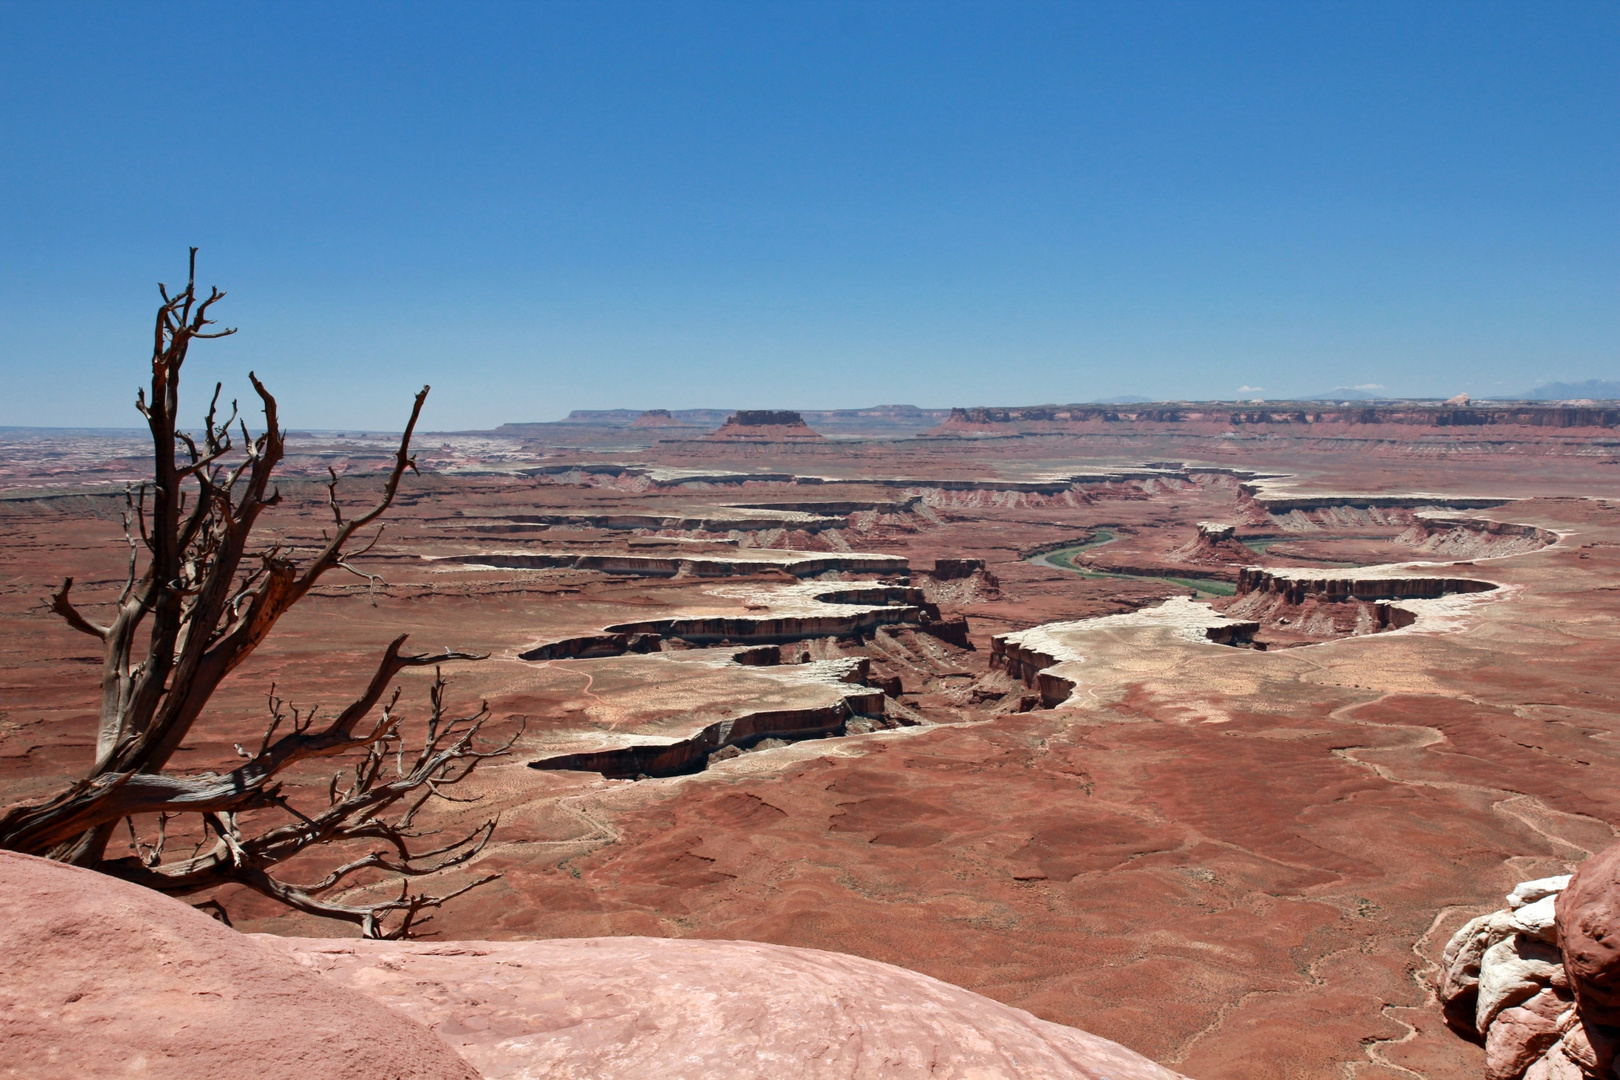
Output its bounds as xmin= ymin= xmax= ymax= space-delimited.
xmin=1165 ymin=521 xmax=1254 ymax=567
xmin=1403 ymin=514 xmax=1560 ymax=558
xmin=629 ymin=408 xmax=700 ymax=429
xmin=1220 ymin=566 xmax=1501 ymax=643
xmin=462 ymin=506 xmax=846 ymax=532
xmin=705 ymin=410 xmax=825 ymax=441
xmin=520 ymin=583 xmax=965 ymax=660
xmin=1232 ymin=566 xmax=1498 ymax=605
xmin=733 ymin=497 xmax=924 ymax=514
xmin=931 ymin=557 xmax=987 ymax=579
xmin=991 ymin=597 xmax=1261 ymax=707
xmin=1243 ymin=491 xmax=1513 ymax=514
xmin=528 ymin=657 xmax=887 ymax=779
xmin=436 ymin=548 xmax=908 ymax=579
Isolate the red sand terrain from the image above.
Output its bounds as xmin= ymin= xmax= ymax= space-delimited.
xmin=2 ymin=411 xmax=1618 ymax=1079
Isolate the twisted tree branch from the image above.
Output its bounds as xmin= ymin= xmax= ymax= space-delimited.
xmin=1 ymin=252 xmax=510 ymax=936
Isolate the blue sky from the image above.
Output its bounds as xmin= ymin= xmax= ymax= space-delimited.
xmin=1 ymin=1 xmax=1615 ymax=429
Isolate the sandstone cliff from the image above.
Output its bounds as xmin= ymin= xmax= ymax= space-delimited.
xmin=705 ymin=409 xmax=826 ymax=441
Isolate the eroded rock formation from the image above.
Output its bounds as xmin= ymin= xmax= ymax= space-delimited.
xmin=437 ymin=548 xmax=907 ymax=578
xmin=1234 ymin=568 xmax=1497 ymax=605
xmin=1166 ymin=521 xmax=1254 ymax=567
xmin=6 ymin=417 xmax=1617 ymax=1077
xmin=630 ymin=408 xmax=700 ymax=429
xmin=1402 ymin=515 xmax=1559 ymax=559
xmin=268 ymin=935 xmax=1191 ymax=1079
xmin=706 ymin=409 xmax=826 ymax=441
xmin=520 ymin=582 xmax=966 ymax=659
xmin=1215 ymin=566 xmax=1499 ymax=646
xmin=990 ymin=597 xmax=1262 ymax=706
xmin=528 ymin=656 xmax=890 ymax=778
xmin=1439 ymin=845 xmax=1620 ymax=1080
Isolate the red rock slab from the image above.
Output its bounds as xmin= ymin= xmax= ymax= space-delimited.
xmin=1556 ymin=841 xmax=1620 ymax=1026
xmin=264 ymin=934 xmax=1190 ymax=1080
xmin=0 ymin=850 xmax=478 ymax=1080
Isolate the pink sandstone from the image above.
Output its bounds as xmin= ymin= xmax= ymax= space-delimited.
xmin=0 ymin=849 xmax=1186 ymax=1079
xmin=0 ymin=850 xmax=479 ymax=1080
xmin=264 ymin=934 xmax=1190 ymax=1080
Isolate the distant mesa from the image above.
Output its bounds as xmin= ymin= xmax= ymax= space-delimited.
xmin=734 ymin=410 xmax=811 ymax=427
xmin=920 ymin=401 xmax=1620 ymax=438
xmin=630 ymin=409 xmax=700 ymax=429
xmin=705 ymin=410 xmax=825 ymax=441
xmin=487 ymin=405 xmax=946 ymax=443
xmin=559 ymin=408 xmax=644 ymax=425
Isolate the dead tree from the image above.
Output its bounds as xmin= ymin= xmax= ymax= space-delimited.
xmin=0 ymin=251 xmax=517 ymax=938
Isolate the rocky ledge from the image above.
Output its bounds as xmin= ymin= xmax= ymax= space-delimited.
xmin=520 ymin=582 xmax=969 ymax=660
xmin=527 ymin=655 xmax=889 ymax=778
xmin=990 ymin=597 xmax=1261 ymax=706
xmin=1233 ymin=565 xmax=1499 ymax=605
xmin=435 ymin=547 xmax=907 ymax=578
xmin=1219 ymin=565 xmax=1502 ymax=643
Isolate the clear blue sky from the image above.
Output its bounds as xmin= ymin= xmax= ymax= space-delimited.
xmin=1 ymin=1 xmax=1615 ymax=429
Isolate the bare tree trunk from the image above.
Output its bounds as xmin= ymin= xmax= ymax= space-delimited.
xmin=0 ymin=251 xmax=517 ymax=937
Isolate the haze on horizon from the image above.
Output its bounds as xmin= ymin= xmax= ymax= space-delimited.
xmin=1 ymin=1 xmax=1616 ymax=431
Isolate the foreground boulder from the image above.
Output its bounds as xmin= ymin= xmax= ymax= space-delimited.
xmin=1439 ymin=844 xmax=1620 ymax=1080
xmin=1 ymin=849 xmax=1187 ymax=1079
xmin=1558 ymin=842 xmax=1620 ymax=1029
xmin=264 ymin=934 xmax=1187 ymax=1079
xmin=0 ymin=850 xmax=479 ymax=1080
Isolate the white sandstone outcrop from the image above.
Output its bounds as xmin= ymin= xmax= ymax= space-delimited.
xmin=1438 ymin=864 xmax=1620 ymax=1080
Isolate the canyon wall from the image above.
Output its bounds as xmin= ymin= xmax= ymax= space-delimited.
xmin=936 ymin=404 xmax=1620 ymax=430
xmin=1232 ymin=568 xmax=1498 ymax=606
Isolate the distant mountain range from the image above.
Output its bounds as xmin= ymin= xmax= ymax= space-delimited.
xmin=1299 ymin=388 xmax=1384 ymax=401
xmin=1519 ymin=379 xmax=1620 ymax=401
xmin=1252 ymin=381 xmax=1620 ymax=403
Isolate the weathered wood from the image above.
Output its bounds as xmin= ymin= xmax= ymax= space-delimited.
xmin=0 ymin=253 xmax=512 ymax=937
